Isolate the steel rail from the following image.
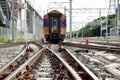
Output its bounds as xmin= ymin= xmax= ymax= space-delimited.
xmin=4 ymin=48 xmax=45 ymax=80
xmin=0 ymin=47 xmax=27 ymax=73
xmin=47 ymin=48 xmax=82 ymax=80
xmin=65 ymin=48 xmax=99 ymax=80
xmin=62 ymin=42 xmax=120 ymax=53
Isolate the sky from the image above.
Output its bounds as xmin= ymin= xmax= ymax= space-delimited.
xmin=29 ymin=0 xmax=112 ymax=32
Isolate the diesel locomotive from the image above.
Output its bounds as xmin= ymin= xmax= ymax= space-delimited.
xmin=43 ymin=10 xmax=66 ymax=44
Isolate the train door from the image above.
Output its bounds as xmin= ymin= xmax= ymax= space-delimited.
xmin=49 ymin=17 xmax=60 ymax=33
xmin=52 ymin=17 xmax=60 ymax=33
xmin=48 ymin=13 xmax=61 ymax=39
xmin=45 ymin=10 xmax=65 ymax=43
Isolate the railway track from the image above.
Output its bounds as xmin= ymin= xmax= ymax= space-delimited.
xmin=49 ymin=44 xmax=99 ymax=80
xmin=64 ymin=45 xmax=120 ymax=80
xmin=2 ymin=44 xmax=100 ymax=80
xmin=1 ymin=42 xmax=119 ymax=80
xmin=0 ymin=45 xmax=24 ymax=69
xmin=0 ymin=42 xmax=26 ymax=48
xmin=90 ymin=41 xmax=120 ymax=47
xmin=62 ymin=42 xmax=120 ymax=53
xmin=4 ymin=46 xmax=81 ymax=80
xmin=0 ymin=41 xmax=42 ymax=48
xmin=0 ymin=43 xmax=42 ymax=80
xmin=71 ymin=39 xmax=120 ymax=47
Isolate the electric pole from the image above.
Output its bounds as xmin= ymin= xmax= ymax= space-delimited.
xmin=99 ymin=9 xmax=102 ymax=37
xmin=117 ymin=0 xmax=119 ymax=39
xmin=106 ymin=0 xmax=112 ymax=40
xmin=69 ymin=0 xmax=72 ymax=41
xmin=12 ymin=0 xmax=15 ymax=42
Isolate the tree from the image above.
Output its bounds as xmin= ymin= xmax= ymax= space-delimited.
xmin=76 ymin=14 xmax=117 ymax=37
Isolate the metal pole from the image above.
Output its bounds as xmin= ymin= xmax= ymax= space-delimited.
xmin=47 ymin=9 xmax=48 ymax=13
xmin=69 ymin=0 xmax=72 ymax=41
xmin=76 ymin=27 xmax=78 ymax=38
xmin=106 ymin=15 xmax=108 ymax=39
xmin=82 ymin=25 xmax=83 ymax=41
xmin=106 ymin=0 xmax=111 ymax=39
xmin=99 ymin=9 xmax=102 ymax=37
xmin=12 ymin=0 xmax=15 ymax=42
xmin=117 ymin=0 xmax=119 ymax=39
xmin=64 ymin=6 xmax=66 ymax=16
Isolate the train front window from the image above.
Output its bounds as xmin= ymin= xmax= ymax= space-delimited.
xmin=53 ymin=18 xmax=58 ymax=31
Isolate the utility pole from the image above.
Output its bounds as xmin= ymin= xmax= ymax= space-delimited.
xmin=69 ymin=0 xmax=72 ymax=41
xmin=76 ymin=27 xmax=78 ymax=38
xmin=99 ymin=9 xmax=102 ymax=37
xmin=12 ymin=0 xmax=15 ymax=42
xmin=106 ymin=0 xmax=111 ymax=40
xmin=82 ymin=25 xmax=83 ymax=41
xmin=117 ymin=0 xmax=119 ymax=39
xmin=106 ymin=14 xmax=108 ymax=39
xmin=64 ymin=6 xmax=66 ymax=16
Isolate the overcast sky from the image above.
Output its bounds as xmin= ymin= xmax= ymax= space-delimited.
xmin=29 ymin=0 xmax=111 ymax=32
xmin=30 ymin=0 xmax=109 ymax=14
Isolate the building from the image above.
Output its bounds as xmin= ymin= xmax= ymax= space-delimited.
xmin=0 ymin=0 xmax=43 ymax=41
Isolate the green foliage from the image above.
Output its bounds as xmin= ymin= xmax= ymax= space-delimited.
xmin=15 ymin=38 xmax=34 ymax=42
xmin=0 ymin=38 xmax=4 ymax=43
xmin=0 ymin=38 xmax=12 ymax=43
xmin=0 ymin=38 xmax=34 ymax=44
xmin=74 ymin=13 xmax=118 ymax=37
xmin=94 ymin=16 xmax=106 ymax=21
xmin=15 ymin=38 xmax=26 ymax=42
xmin=6 ymin=39 xmax=12 ymax=43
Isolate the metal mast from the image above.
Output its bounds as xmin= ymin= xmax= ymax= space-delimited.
xmin=12 ymin=0 xmax=15 ymax=42
xmin=69 ymin=0 xmax=72 ymax=41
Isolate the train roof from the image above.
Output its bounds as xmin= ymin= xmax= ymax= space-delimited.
xmin=44 ymin=10 xmax=66 ymax=18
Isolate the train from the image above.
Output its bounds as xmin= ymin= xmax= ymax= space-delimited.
xmin=43 ymin=10 xmax=66 ymax=44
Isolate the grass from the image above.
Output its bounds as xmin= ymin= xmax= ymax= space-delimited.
xmin=0 ymin=38 xmax=35 ymax=44
xmin=104 ymin=37 xmax=118 ymax=41
xmin=15 ymin=38 xmax=26 ymax=42
xmin=0 ymin=38 xmax=12 ymax=43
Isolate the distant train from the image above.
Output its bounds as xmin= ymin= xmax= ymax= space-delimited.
xmin=43 ymin=10 xmax=66 ymax=44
